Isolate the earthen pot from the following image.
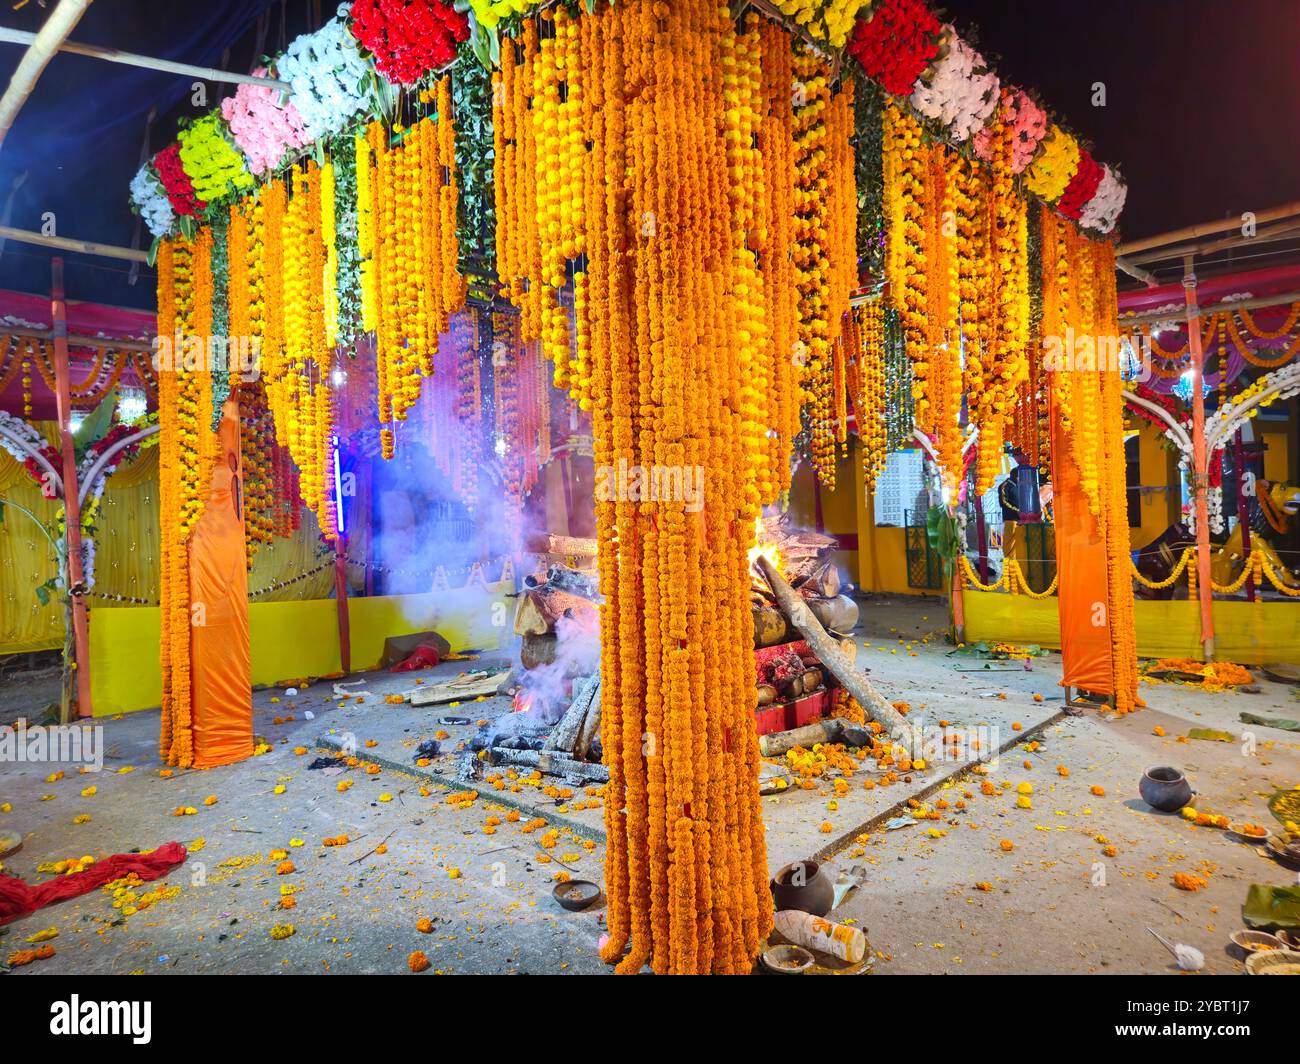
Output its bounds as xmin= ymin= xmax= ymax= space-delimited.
xmin=770 ymin=859 xmax=834 ymax=917
xmin=1139 ymin=766 xmax=1194 ymax=813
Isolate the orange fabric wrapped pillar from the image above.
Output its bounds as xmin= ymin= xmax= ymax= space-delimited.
xmin=1051 ymin=398 xmax=1114 ymax=697
xmin=187 ymin=398 xmax=253 ymax=768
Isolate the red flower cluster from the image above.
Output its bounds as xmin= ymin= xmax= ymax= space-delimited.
xmin=88 ymin=422 xmax=142 ymax=464
xmin=1056 ymin=148 xmax=1104 ymax=220
xmin=846 ymin=0 xmax=942 ymax=97
xmin=153 ymin=143 xmax=205 ymax=217
xmin=23 ymin=446 xmax=61 ymax=492
xmin=350 ymin=0 xmax=469 ymax=85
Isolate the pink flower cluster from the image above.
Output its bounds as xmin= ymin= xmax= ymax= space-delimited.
xmin=220 ymin=68 xmax=311 ymax=176
xmin=973 ymin=88 xmax=1048 ymax=174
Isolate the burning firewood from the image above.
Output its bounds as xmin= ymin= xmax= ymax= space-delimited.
xmin=487 ymin=747 xmax=609 ymax=783
xmin=544 ymin=675 xmax=599 ymax=755
xmin=514 ymin=587 xmax=600 ymax=637
xmin=528 ymin=564 xmax=600 ymax=598
xmin=754 ymin=553 xmax=908 ymax=741
xmin=524 ymin=533 xmax=599 ymax=561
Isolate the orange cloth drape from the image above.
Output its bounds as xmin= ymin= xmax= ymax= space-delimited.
xmin=1050 ymin=399 xmax=1114 ymax=696
xmin=187 ymin=399 xmax=253 ymax=768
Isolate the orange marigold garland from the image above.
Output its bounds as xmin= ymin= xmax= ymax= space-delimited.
xmin=357 ymin=86 xmax=466 ymax=460
xmin=850 ymin=298 xmax=890 ymax=487
xmin=972 ymin=110 xmax=1030 ymax=491
xmin=156 ymin=233 xmax=216 ymax=767
xmin=492 ymin=0 xmax=796 ymax=974
xmin=790 ymin=46 xmax=855 ymax=488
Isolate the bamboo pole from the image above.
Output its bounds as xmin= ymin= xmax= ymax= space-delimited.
xmin=1182 ymin=255 xmax=1215 ymax=661
xmin=1115 ymin=255 xmax=1159 ymax=288
xmin=1118 ymin=201 xmax=1300 ymax=258
xmin=334 ymin=537 xmax=351 ymax=675
xmin=50 ymin=258 xmax=93 ymax=719
xmin=0 ymin=26 xmax=292 ymax=93
xmin=0 ymin=0 xmax=92 ymax=149
xmin=0 ymin=224 xmax=150 ymax=263
xmin=1121 ymin=290 xmax=1300 ymax=327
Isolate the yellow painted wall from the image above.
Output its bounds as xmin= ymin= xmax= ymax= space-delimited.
xmin=787 ymin=449 xmax=862 ymax=586
xmin=1259 ymin=423 xmax=1292 ymax=484
xmin=1133 ymin=422 xmax=1180 ymax=548
xmin=89 ymin=581 xmax=513 ymax=717
xmin=786 ymin=443 xmax=929 ymax=596
xmin=965 ymin=590 xmax=1300 ymax=665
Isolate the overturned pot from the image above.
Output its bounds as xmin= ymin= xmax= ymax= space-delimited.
xmin=1140 ymin=766 xmax=1194 ymax=813
xmin=771 ymin=859 xmax=834 ymax=917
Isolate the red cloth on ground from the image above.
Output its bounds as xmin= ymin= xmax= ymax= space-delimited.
xmin=390 ymin=644 xmax=442 ymax=672
xmin=0 ymin=842 xmax=187 ymax=926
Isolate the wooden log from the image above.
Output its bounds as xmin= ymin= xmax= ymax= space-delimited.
xmin=524 ymin=533 xmax=598 ymax=558
xmin=514 ymin=592 xmax=551 ymax=636
xmin=808 ymin=593 xmax=859 ymax=635
xmin=758 ymin=719 xmax=842 ymax=757
xmin=520 ymin=633 xmax=557 ymax=670
xmin=795 ymin=559 xmax=841 ymax=597
xmin=752 ymin=605 xmax=790 ymax=648
xmin=487 ymin=747 xmax=610 ymax=783
xmin=544 ymin=675 xmax=598 ymax=752
xmin=513 ymin=587 xmax=599 ymax=636
xmin=755 ymin=553 xmax=910 ymax=741
xmin=574 ymin=682 xmax=602 ymax=760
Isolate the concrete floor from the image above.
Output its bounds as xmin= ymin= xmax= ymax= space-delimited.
xmin=1 ymin=593 xmax=1297 ymax=975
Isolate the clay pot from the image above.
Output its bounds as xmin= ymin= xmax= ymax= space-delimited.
xmin=1140 ymin=766 xmax=1194 ymax=813
xmin=801 ymin=669 xmax=823 ymax=693
xmin=770 ymin=859 xmax=834 ymax=917
xmin=756 ymin=684 xmax=778 ymax=707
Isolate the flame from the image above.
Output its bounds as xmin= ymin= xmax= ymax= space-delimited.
xmin=747 ymin=516 xmax=782 ymax=575
xmin=513 ymin=691 xmax=534 ymax=714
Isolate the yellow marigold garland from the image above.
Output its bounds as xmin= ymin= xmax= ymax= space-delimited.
xmin=492 ymin=0 xmax=797 ymax=974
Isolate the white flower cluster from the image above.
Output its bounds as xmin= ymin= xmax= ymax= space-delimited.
xmin=275 ymin=7 xmax=372 ymax=141
xmin=1079 ymin=164 xmax=1127 ymax=235
xmin=1207 ymin=362 xmax=1300 ymax=450
xmin=129 ymin=163 xmax=174 ymax=239
xmin=911 ymin=27 xmax=999 ymax=143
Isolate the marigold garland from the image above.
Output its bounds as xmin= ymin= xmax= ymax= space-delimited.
xmin=156 ymin=234 xmax=217 ymax=767
xmin=357 ymin=82 xmax=466 ymax=456
xmin=792 ymin=47 xmax=856 ymax=488
xmin=492 ymin=0 xmax=796 ymax=974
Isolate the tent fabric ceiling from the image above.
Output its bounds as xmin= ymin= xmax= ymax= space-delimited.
xmin=0 ymin=0 xmax=281 ymax=312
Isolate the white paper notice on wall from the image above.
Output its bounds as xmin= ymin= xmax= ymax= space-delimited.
xmin=873 ymin=449 xmax=928 ymax=527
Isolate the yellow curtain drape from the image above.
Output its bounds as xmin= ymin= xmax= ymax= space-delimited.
xmin=0 ymin=449 xmax=63 ymax=653
xmin=92 ymin=447 xmax=163 ymax=607
xmin=247 ymin=506 xmax=336 ymax=602
xmin=2 ymin=439 xmax=339 ymax=653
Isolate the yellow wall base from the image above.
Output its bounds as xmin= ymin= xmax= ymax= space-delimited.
xmin=89 ymin=582 xmax=512 ymax=718
xmin=965 ymin=591 xmax=1300 ymax=665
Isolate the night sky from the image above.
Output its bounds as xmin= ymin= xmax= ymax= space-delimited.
xmin=942 ymin=0 xmax=1300 ymax=242
xmin=0 ymin=0 xmax=1295 ymax=310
